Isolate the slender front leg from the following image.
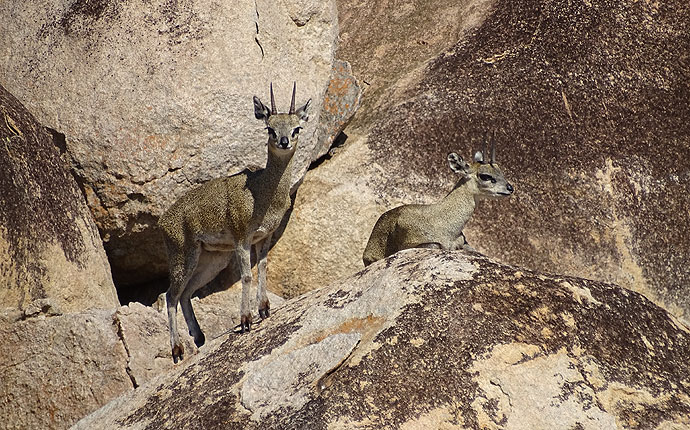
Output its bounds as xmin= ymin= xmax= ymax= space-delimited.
xmin=236 ymin=244 xmax=253 ymax=333
xmin=255 ymin=235 xmax=272 ymax=319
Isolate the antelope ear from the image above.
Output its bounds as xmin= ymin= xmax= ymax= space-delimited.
xmin=473 ymin=151 xmax=484 ymax=163
xmin=448 ymin=152 xmax=470 ymax=175
xmin=295 ymin=99 xmax=311 ymax=122
xmin=253 ymin=96 xmax=271 ymax=120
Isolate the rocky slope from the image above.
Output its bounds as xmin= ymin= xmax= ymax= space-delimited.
xmin=74 ymin=249 xmax=690 ymax=429
xmin=268 ymin=0 xmax=690 ymax=329
xmin=0 ymin=282 xmax=283 ymax=430
xmin=2 ymin=1 xmax=689 ymax=428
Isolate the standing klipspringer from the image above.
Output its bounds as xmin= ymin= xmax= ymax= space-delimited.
xmin=158 ymin=83 xmax=310 ymax=362
xmin=362 ymin=135 xmax=513 ymax=266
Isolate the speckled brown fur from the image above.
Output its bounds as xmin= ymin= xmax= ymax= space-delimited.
xmin=363 ymin=148 xmax=513 ymax=266
xmin=158 ymin=84 xmax=310 ymax=362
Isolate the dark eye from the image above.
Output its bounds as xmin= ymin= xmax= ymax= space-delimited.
xmin=479 ymin=174 xmax=496 ymax=183
xmin=291 ymin=126 xmax=303 ymax=138
xmin=266 ymin=127 xmax=277 ymax=138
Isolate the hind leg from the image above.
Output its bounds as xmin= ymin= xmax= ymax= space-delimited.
xmin=180 ymin=288 xmax=205 ymax=348
xmin=166 ymin=244 xmax=201 ymax=363
xmin=166 ymin=289 xmax=185 ymax=363
xmin=179 ymin=250 xmax=231 ymax=348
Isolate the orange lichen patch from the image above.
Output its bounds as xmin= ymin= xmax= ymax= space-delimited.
xmin=322 ymin=78 xmax=358 ymax=115
xmin=311 ymin=315 xmax=386 ymax=345
xmin=321 ymin=61 xmax=361 ymax=119
xmin=83 ymin=185 xmax=110 ymax=221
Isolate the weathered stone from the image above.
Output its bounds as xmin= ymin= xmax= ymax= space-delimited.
xmin=240 ymin=332 xmax=361 ymax=420
xmin=0 ymin=310 xmax=132 ymax=430
xmin=313 ymin=59 xmax=362 ymax=158
xmin=271 ymin=0 xmax=690 ymax=325
xmin=0 ymin=0 xmax=339 ymax=286
xmin=116 ymin=283 xmax=287 ymax=388
xmin=267 ymin=139 xmax=382 ymax=298
xmin=0 ymin=84 xmax=116 ymax=314
xmin=72 ymin=250 xmax=690 ymax=429
xmin=337 ymin=0 xmax=493 ymax=123
xmin=114 ymin=302 xmax=195 ymax=388
xmin=0 ymin=279 xmax=283 ymax=430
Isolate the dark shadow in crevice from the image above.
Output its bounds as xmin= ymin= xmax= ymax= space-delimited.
xmin=308 ymin=131 xmax=348 ymax=171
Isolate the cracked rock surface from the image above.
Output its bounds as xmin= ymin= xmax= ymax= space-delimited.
xmin=0 ymin=0 xmax=339 ymax=286
xmin=1 ymin=282 xmax=282 ymax=430
xmin=0 ymin=310 xmax=131 ymax=430
xmin=73 ymin=250 xmax=690 ymax=429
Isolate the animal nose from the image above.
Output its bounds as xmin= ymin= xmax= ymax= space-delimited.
xmin=507 ymin=183 xmax=514 ymax=193
xmin=279 ymin=136 xmax=289 ymax=148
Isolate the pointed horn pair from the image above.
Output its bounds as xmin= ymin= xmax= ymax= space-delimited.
xmin=481 ymin=132 xmax=497 ymax=164
xmin=269 ymin=82 xmax=297 ymax=114
xmin=270 ymin=82 xmax=277 ymax=115
xmin=289 ymin=82 xmax=296 ymax=114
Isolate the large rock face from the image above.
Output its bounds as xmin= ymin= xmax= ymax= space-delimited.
xmin=0 ymin=310 xmax=132 ymax=430
xmin=0 ymin=282 xmax=281 ymax=430
xmin=0 ymin=0 xmax=339 ymax=285
xmin=74 ymin=250 xmax=690 ymax=429
xmin=0 ymin=84 xmax=116 ymax=314
xmin=268 ymin=0 xmax=690 ymax=327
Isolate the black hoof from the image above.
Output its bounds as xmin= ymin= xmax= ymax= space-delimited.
xmin=240 ymin=315 xmax=252 ymax=333
xmin=259 ymin=300 xmax=271 ymax=319
xmin=194 ymin=332 xmax=206 ymax=348
xmin=172 ymin=344 xmax=184 ymax=363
